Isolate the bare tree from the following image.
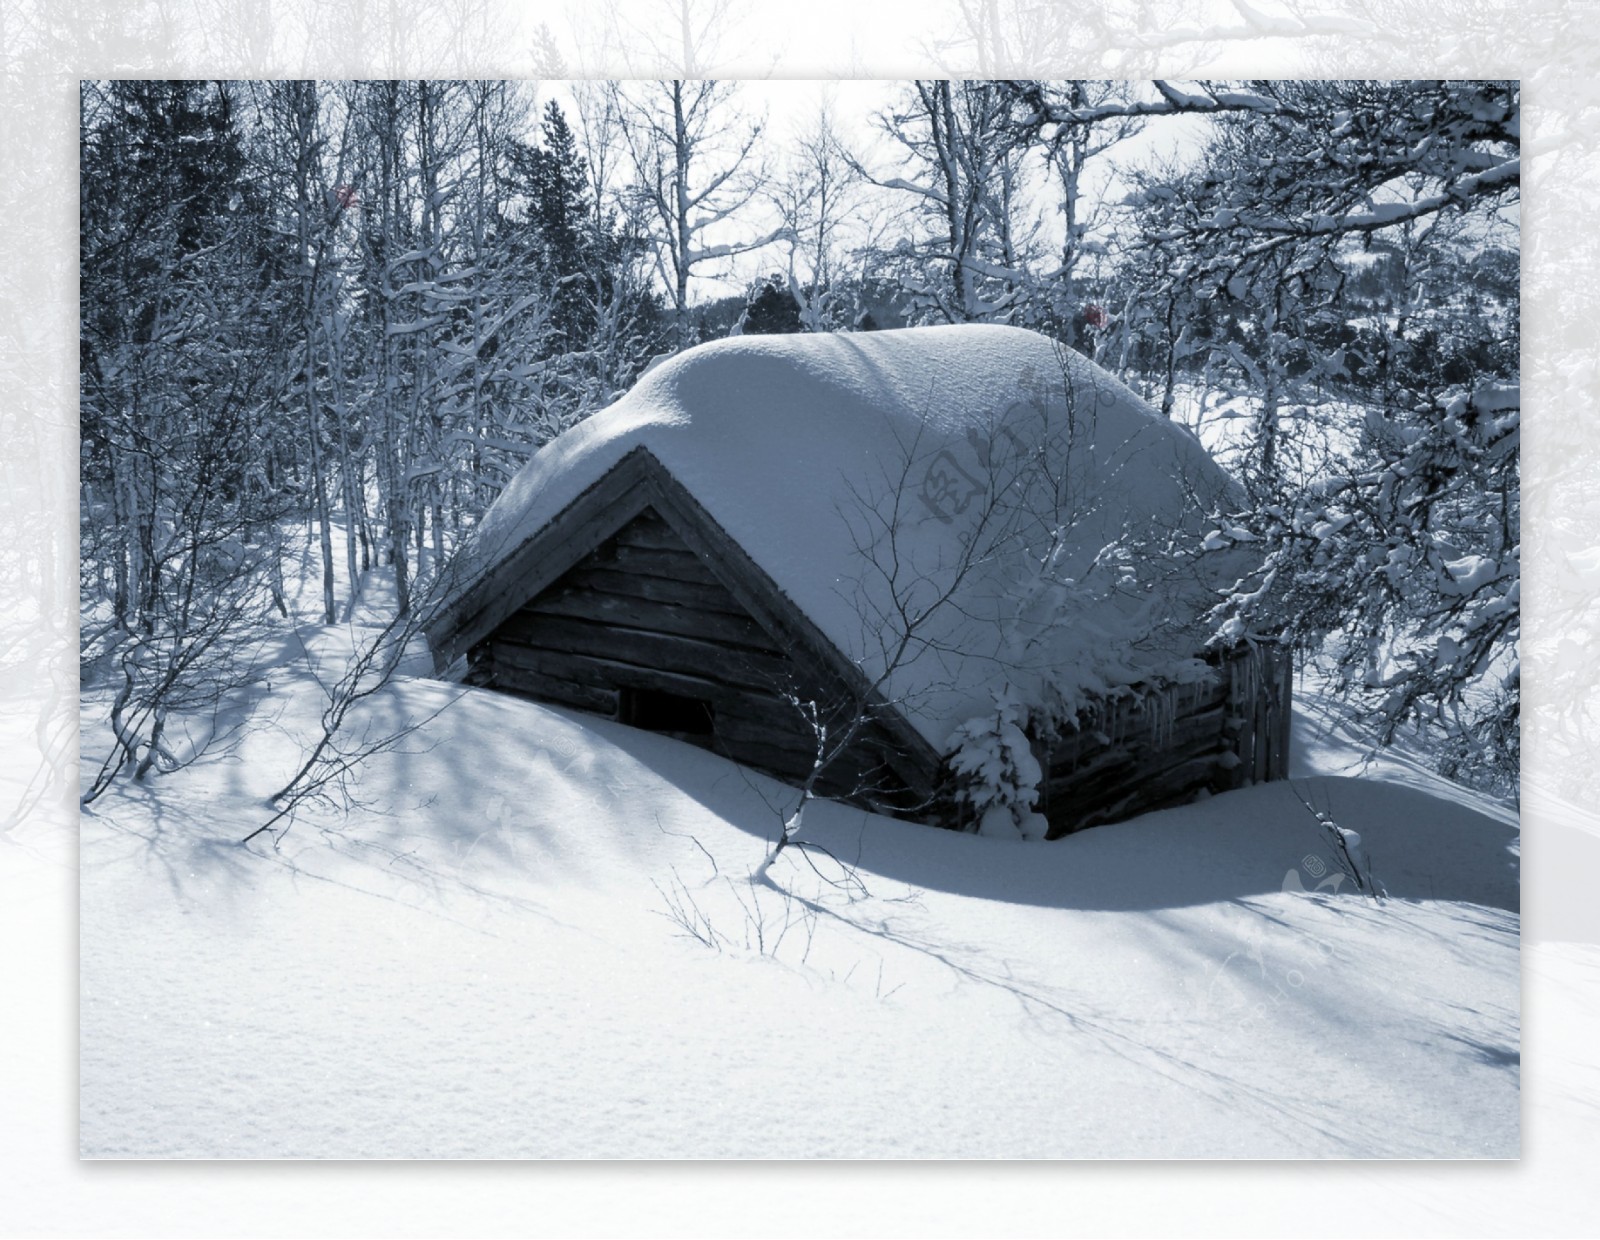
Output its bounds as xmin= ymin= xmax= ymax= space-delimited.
xmin=861 ymin=80 xmax=1034 ymax=324
xmin=80 ymin=369 xmax=290 ymax=805
xmin=1132 ymin=81 xmax=1522 ymax=790
xmin=756 ymin=344 xmax=1230 ymax=866
xmin=610 ymin=79 xmax=782 ymax=347
xmin=769 ymin=98 xmax=865 ymax=331
xmin=80 ymin=80 xmax=291 ymax=804
xmin=258 ymin=79 xmax=360 ymax=625
xmin=1026 ymin=81 xmax=1140 ymax=310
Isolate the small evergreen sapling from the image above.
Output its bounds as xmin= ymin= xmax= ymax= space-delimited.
xmin=947 ymin=687 xmax=1049 ymax=839
xmin=740 ymin=276 xmax=804 ymax=335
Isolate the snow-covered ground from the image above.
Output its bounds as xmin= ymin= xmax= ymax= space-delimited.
xmin=74 ymin=578 xmax=1521 ymax=1159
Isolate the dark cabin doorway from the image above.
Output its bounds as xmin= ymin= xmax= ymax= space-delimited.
xmin=618 ymin=685 xmax=716 ymax=739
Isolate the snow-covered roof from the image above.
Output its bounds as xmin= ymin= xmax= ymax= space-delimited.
xmin=444 ymin=325 xmax=1248 ymax=748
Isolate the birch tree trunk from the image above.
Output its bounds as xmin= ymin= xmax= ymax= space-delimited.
xmin=286 ymin=80 xmax=337 ymax=625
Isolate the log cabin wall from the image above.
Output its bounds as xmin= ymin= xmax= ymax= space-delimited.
xmin=1034 ymin=642 xmax=1293 ymax=839
xmin=467 ymin=507 xmax=920 ymax=813
xmin=460 ymin=489 xmax=1291 ymax=835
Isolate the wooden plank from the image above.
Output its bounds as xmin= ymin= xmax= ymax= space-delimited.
xmin=464 ymin=643 xmax=496 ymax=687
xmin=1046 ymin=745 xmax=1140 ymax=795
xmin=611 ymin=510 xmax=684 ymax=551
xmin=1194 ymin=672 xmax=1232 ymax=709
xmin=1049 ymin=750 xmax=1231 ymax=835
xmin=1139 ymin=752 xmax=1233 ymax=805
xmin=523 ymin=586 xmax=780 ymax=652
xmin=1046 ymin=677 xmax=1229 ymax=765
xmin=713 ymin=709 xmax=822 ymax=757
xmin=712 ymin=711 xmax=814 ymax=757
xmin=643 ymin=466 xmax=946 ymax=794
xmin=1038 ymin=644 xmax=1282 ymax=832
xmin=561 ymin=564 xmax=752 ymax=617
xmin=706 ymin=730 xmax=819 ymax=782
xmin=712 ymin=694 xmax=922 ymax=798
xmin=484 ymin=641 xmax=905 ymax=804
xmin=1263 ymin=695 xmax=1277 ymax=783
xmin=1250 ymin=644 xmax=1281 ymax=783
xmin=710 ymin=736 xmax=811 ymax=782
xmin=1275 ymin=645 xmax=1294 ymax=780
xmin=710 ymin=688 xmax=814 ymax=724
xmin=1228 ymin=654 xmax=1256 ymax=790
xmin=607 ymin=543 xmax=726 ymax=586
xmin=488 ymin=664 xmax=620 ymax=716
xmin=1254 ymin=674 xmax=1271 ymax=784
xmin=495 ymin=614 xmax=796 ymax=694
xmin=711 ymin=686 xmax=877 ymax=739
xmin=713 ymin=716 xmax=900 ymax=791
xmin=1047 ymin=705 xmax=1227 ymax=775
xmin=1047 ymin=709 xmax=1227 ymax=783
xmin=1264 ymin=653 xmax=1279 ymax=781
xmin=488 ymin=642 xmax=783 ymax=714
xmin=712 ymin=732 xmax=908 ymax=803
xmin=1045 ymin=730 xmax=1230 ymax=802
xmin=1046 ymin=753 xmax=1227 ymax=838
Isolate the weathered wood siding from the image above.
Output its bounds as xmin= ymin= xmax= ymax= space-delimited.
xmin=469 ymin=508 xmax=919 ymax=813
xmin=1034 ymin=642 xmax=1293 ymax=838
xmin=457 ymin=479 xmax=1290 ymax=836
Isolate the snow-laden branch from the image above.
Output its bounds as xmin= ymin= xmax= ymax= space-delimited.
xmin=684 ymin=225 xmax=792 ymax=267
xmin=1012 ymin=79 xmax=1292 ymax=130
xmin=1234 ymin=158 xmax=1520 ymax=241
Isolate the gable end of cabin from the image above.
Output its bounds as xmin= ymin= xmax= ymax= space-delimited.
xmin=465 ymin=505 xmax=929 ymax=816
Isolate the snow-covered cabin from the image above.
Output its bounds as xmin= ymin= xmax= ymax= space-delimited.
xmin=425 ymin=325 xmax=1291 ymax=836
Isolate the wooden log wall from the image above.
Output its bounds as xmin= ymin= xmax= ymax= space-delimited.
xmin=1035 ymin=642 xmax=1293 ymax=838
xmin=465 ymin=501 xmax=1291 ymax=835
xmin=469 ymin=508 xmax=920 ymax=813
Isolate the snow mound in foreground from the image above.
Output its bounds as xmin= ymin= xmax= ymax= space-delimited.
xmin=80 ymin=677 xmax=1519 ymax=1158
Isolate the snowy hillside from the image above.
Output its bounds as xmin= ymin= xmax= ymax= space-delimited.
xmin=79 ymin=616 xmax=1519 ymax=1159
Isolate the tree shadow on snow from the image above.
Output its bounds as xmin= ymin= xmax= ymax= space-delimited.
xmin=190 ymin=681 xmax=1520 ymax=921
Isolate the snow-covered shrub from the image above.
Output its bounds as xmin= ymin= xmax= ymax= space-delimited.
xmin=1202 ymin=381 xmax=1519 ymax=793
xmin=946 ymin=687 xmax=1048 ymax=840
